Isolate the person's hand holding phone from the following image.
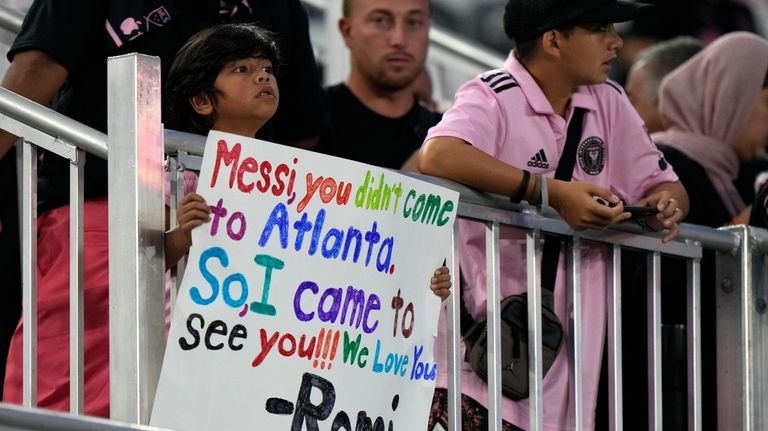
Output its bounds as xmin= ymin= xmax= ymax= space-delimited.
xmin=634 ymin=188 xmax=687 ymax=242
xmin=549 ymin=180 xmax=631 ymax=230
xmin=593 ymin=198 xmax=660 ymax=223
xmin=624 ymin=205 xmax=659 ymax=220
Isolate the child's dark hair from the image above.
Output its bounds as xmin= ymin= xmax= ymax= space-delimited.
xmin=167 ymin=23 xmax=281 ymax=134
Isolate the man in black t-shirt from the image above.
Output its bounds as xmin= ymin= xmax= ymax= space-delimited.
xmin=314 ymin=0 xmax=440 ymax=170
xmin=1 ymin=0 xmax=326 ymax=211
xmin=0 ymin=0 xmax=326 ymax=397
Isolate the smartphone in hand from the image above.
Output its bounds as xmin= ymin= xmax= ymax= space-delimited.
xmin=594 ymin=197 xmax=660 ymax=221
xmin=624 ymin=206 xmax=659 ymax=220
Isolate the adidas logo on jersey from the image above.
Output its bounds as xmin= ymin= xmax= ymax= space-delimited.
xmin=527 ymin=149 xmax=549 ymax=169
xmin=480 ymin=69 xmax=519 ymax=94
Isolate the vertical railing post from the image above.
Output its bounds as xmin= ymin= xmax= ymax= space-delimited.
xmin=647 ymin=252 xmax=663 ymax=429
xmin=567 ymin=238 xmax=584 ymax=431
xmin=69 ymin=147 xmax=85 ymax=414
xmin=687 ymin=254 xmax=702 ymax=431
xmin=607 ymin=244 xmax=623 ymax=431
xmin=107 ymin=53 xmax=166 ymax=423
xmin=21 ymin=139 xmax=37 ymax=408
xmin=486 ymin=221 xmax=502 ymax=430
xmin=526 ymin=229 xmax=543 ymax=431
xmin=715 ymin=225 xmax=765 ymax=430
xmin=167 ymin=153 xmax=184 ymax=316
xmin=446 ymin=222 xmax=462 ymax=431
xmin=750 ymin=229 xmax=768 ymax=431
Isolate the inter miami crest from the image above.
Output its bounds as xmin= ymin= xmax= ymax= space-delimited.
xmin=578 ymin=137 xmax=606 ymax=176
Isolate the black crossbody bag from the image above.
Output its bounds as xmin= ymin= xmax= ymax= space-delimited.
xmin=463 ymin=107 xmax=586 ymax=400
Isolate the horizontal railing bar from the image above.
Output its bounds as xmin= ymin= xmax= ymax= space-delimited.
xmin=0 ymin=404 xmax=171 ymax=431
xmin=0 ymin=115 xmax=78 ymax=161
xmin=0 ymin=88 xmax=107 ymax=159
xmin=459 ymin=201 xmax=703 ymax=258
xmin=407 ymin=173 xmax=740 ymax=254
xmin=163 ymin=129 xmax=205 ymax=155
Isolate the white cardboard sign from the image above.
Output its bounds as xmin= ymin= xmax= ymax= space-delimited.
xmin=151 ymin=131 xmax=459 ymax=430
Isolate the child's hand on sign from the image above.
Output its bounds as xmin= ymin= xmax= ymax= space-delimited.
xmin=177 ymin=192 xmax=211 ymax=244
xmin=430 ymin=266 xmax=452 ymax=301
xmin=165 ymin=192 xmax=211 ymax=270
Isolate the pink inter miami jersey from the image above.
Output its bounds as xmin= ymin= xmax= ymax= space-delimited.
xmin=427 ymin=52 xmax=677 ymax=430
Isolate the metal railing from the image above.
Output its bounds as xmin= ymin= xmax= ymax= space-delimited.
xmin=0 ymin=84 xmax=104 ymax=415
xmin=0 ymin=54 xmax=165 ymax=427
xmin=0 ymin=40 xmax=767 ymax=431
xmin=445 ymin=191 xmax=708 ymax=431
xmin=0 ymin=403 xmax=170 ymax=431
xmin=106 ymin=54 xmax=166 ymax=424
xmin=162 ymin=128 xmax=766 ymax=431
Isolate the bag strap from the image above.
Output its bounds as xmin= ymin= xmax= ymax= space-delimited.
xmin=540 ymin=107 xmax=586 ymax=300
xmin=460 ymin=107 xmax=586 ymax=330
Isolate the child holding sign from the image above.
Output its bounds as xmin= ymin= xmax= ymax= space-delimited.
xmin=4 ymin=23 xmax=354 ymax=417
xmin=162 ymin=22 xmax=283 ymax=268
xmin=2 ymin=20 xmax=450 ymax=417
xmin=164 ymin=23 xmax=453 ymax=429
xmin=164 ymin=22 xmax=452 ymax=298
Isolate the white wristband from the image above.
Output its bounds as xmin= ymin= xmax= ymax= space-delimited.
xmin=539 ymin=176 xmax=557 ymax=217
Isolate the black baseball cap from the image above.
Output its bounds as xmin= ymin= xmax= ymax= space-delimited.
xmin=504 ymin=0 xmax=654 ymax=43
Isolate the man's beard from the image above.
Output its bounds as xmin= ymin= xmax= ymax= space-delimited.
xmin=369 ymin=68 xmax=420 ymax=92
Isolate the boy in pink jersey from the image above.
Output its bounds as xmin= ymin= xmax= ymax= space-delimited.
xmin=420 ymin=0 xmax=689 ymax=429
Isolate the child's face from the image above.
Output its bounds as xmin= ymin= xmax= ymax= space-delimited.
xmin=209 ymin=56 xmax=279 ymax=136
xmin=555 ymin=23 xmax=624 ymax=87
